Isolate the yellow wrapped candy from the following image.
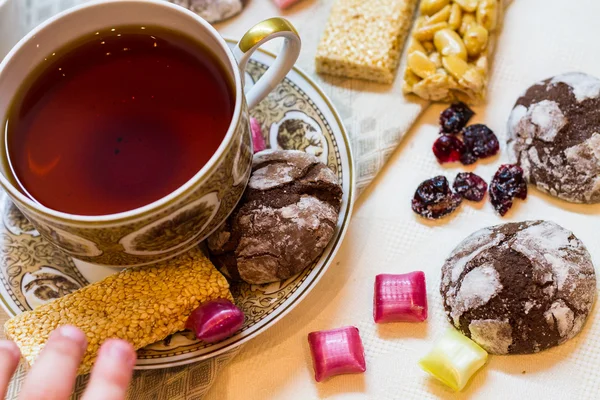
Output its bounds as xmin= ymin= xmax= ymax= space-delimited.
xmin=419 ymin=328 xmax=488 ymax=391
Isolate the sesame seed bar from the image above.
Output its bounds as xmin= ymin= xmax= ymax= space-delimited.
xmin=402 ymin=0 xmax=504 ymax=104
xmin=315 ymin=0 xmax=418 ymax=84
xmin=4 ymin=247 xmax=232 ymax=375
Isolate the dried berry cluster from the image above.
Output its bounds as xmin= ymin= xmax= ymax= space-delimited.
xmin=412 ymin=168 xmax=527 ymax=219
xmin=411 ymin=173 xmax=488 ymax=219
xmin=433 ymin=102 xmax=499 ymax=165
xmin=411 ymin=103 xmax=527 ymax=219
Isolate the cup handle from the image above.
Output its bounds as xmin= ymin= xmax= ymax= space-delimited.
xmin=233 ymin=18 xmax=301 ymax=110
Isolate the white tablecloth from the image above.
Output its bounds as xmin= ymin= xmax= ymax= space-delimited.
xmin=209 ymin=1 xmax=600 ymax=398
xmin=3 ymin=0 xmax=600 ymax=398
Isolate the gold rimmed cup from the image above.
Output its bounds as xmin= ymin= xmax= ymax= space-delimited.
xmin=0 ymin=0 xmax=301 ymax=267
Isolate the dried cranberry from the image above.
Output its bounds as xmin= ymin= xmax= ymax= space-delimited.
xmin=439 ymin=102 xmax=474 ymax=134
xmin=433 ymin=135 xmax=465 ymax=163
xmin=411 ymin=176 xmax=462 ymax=219
xmin=462 ymin=124 xmax=499 ymax=161
xmin=489 ymin=164 xmax=528 ymax=216
xmin=459 ymin=150 xmax=478 ymax=165
xmin=453 ymin=172 xmax=488 ymax=202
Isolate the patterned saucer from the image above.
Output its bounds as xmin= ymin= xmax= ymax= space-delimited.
xmin=0 ymin=40 xmax=354 ymax=369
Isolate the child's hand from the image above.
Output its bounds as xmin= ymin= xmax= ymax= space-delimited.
xmin=0 ymin=325 xmax=135 ymax=400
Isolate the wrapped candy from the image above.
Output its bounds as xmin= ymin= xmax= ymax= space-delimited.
xmin=373 ymin=271 xmax=427 ymax=323
xmin=250 ymin=117 xmax=267 ymax=153
xmin=185 ymin=299 xmax=245 ymax=343
xmin=308 ymin=326 xmax=366 ymax=382
xmin=273 ymin=0 xmax=304 ymax=9
xmin=419 ymin=328 xmax=488 ymax=391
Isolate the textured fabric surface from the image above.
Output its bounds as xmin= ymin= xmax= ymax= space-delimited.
xmin=205 ymin=0 xmax=600 ymax=398
xmin=4 ymin=0 xmax=600 ymax=399
xmin=0 ymin=0 xmax=426 ymax=398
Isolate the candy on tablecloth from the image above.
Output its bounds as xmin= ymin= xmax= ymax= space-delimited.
xmin=315 ymin=0 xmax=418 ymax=84
xmin=308 ymin=326 xmax=366 ymax=382
xmin=419 ymin=328 xmax=488 ymax=391
xmin=373 ymin=272 xmax=428 ymax=323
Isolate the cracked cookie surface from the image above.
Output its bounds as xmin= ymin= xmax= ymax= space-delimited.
xmin=507 ymin=72 xmax=600 ymax=203
xmin=207 ymin=150 xmax=343 ymax=285
xmin=440 ymin=220 xmax=596 ymax=354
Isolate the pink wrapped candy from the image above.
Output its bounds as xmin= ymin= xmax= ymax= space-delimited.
xmin=250 ymin=117 xmax=267 ymax=153
xmin=373 ymin=271 xmax=427 ymax=323
xmin=308 ymin=326 xmax=366 ymax=382
xmin=273 ymin=0 xmax=304 ymax=9
xmin=185 ymin=299 xmax=245 ymax=343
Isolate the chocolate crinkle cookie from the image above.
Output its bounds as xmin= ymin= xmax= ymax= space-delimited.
xmin=507 ymin=72 xmax=600 ymax=203
xmin=207 ymin=150 xmax=343 ymax=285
xmin=440 ymin=220 xmax=596 ymax=355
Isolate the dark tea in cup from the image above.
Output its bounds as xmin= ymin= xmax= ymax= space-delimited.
xmin=5 ymin=26 xmax=234 ymax=216
xmin=0 ymin=0 xmax=300 ymax=266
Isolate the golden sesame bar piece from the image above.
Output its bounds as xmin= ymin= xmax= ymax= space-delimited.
xmin=315 ymin=0 xmax=418 ymax=84
xmin=402 ymin=0 xmax=504 ymax=104
xmin=4 ymin=247 xmax=232 ymax=375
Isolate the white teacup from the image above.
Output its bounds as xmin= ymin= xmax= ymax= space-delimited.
xmin=0 ymin=0 xmax=301 ymax=266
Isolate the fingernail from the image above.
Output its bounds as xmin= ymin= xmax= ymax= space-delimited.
xmin=56 ymin=325 xmax=87 ymax=351
xmin=106 ymin=340 xmax=136 ymax=368
xmin=0 ymin=341 xmax=20 ymax=361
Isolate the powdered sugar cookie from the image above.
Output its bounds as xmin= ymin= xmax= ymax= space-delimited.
xmin=507 ymin=72 xmax=600 ymax=203
xmin=440 ymin=220 xmax=596 ymax=354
